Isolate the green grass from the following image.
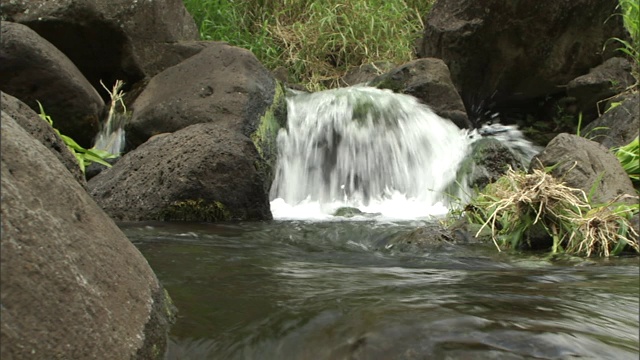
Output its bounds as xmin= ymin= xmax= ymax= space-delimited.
xmin=607 ymin=0 xmax=640 ymax=87
xmin=614 ymin=136 xmax=640 ymax=188
xmin=182 ymin=0 xmax=434 ymax=91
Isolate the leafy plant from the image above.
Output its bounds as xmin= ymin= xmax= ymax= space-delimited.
xmin=613 ymin=136 xmax=640 ymax=187
xmin=37 ymin=101 xmax=117 ymax=174
xmin=606 ymin=0 xmax=640 ymax=87
xmin=464 ymin=167 xmax=638 ymax=257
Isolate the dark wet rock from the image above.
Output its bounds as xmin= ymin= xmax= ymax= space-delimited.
xmin=334 ymin=207 xmax=365 ymax=217
xmin=0 ymin=21 xmax=104 ymax=148
xmin=1 ymin=115 xmax=175 ymax=359
xmin=127 ymin=41 xmax=282 ymax=150
xmin=370 ymin=58 xmax=470 ymax=129
xmin=376 ymin=224 xmax=467 ymax=252
xmin=418 ymin=0 xmax=627 ymax=118
xmin=85 ymin=156 xmax=120 ymax=181
xmin=340 ymin=62 xmax=396 ymax=87
xmin=0 ymin=0 xmax=199 ymax=95
xmin=530 ymin=133 xmax=637 ymax=205
xmin=582 ymin=93 xmax=640 ymax=149
xmin=333 ymin=207 xmax=381 ymax=218
xmin=566 ymin=57 xmax=636 ymax=123
xmin=88 ymin=123 xmax=272 ymax=222
xmin=1 ymin=91 xmax=86 ymax=188
xmin=456 ymin=137 xmax=526 ymax=191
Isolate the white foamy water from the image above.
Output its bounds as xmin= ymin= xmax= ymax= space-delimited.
xmin=93 ymin=112 xmax=127 ymax=155
xmin=270 ymin=86 xmax=474 ymax=221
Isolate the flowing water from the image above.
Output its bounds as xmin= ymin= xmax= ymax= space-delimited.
xmin=126 ymin=221 xmax=639 ymax=360
xmin=122 ymin=87 xmax=638 ymax=359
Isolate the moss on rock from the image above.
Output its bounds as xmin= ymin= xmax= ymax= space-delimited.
xmin=250 ymin=80 xmax=287 ymax=192
xmin=158 ymin=199 xmax=230 ymax=222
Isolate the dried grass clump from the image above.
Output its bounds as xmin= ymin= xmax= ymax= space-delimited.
xmin=466 ymin=167 xmax=639 ymax=257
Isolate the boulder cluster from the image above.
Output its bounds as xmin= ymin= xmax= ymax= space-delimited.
xmin=1 ymin=0 xmax=638 ymax=358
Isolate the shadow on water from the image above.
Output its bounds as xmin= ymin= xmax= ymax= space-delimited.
xmin=121 ymin=220 xmax=640 ymax=360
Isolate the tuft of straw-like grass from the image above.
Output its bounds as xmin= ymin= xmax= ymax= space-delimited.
xmin=466 ymin=167 xmax=639 ymax=257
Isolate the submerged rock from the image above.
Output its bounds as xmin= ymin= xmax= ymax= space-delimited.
xmin=375 ymin=224 xmax=477 ymax=253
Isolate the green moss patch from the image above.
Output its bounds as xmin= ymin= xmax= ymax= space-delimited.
xmin=158 ymin=199 xmax=230 ymax=222
xmin=250 ymin=81 xmax=287 ymax=191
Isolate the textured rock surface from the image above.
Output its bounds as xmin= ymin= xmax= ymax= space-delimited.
xmin=370 ymin=58 xmax=470 ymax=128
xmin=88 ymin=123 xmax=272 ymax=222
xmin=582 ymin=93 xmax=640 ymax=149
xmin=0 ymin=0 xmax=200 ymax=93
xmin=567 ymin=57 xmax=636 ymax=122
xmin=0 ymin=21 xmax=104 ymax=147
xmin=127 ymin=41 xmax=278 ymax=150
xmin=418 ymin=0 xmax=627 ymax=113
xmin=530 ymin=133 xmax=636 ymax=205
xmin=1 ymin=116 xmax=175 ymax=359
xmin=1 ymin=91 xmax=86 ymax=188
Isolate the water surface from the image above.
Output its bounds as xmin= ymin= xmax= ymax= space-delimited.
xmin=123 ymin=220 xmax=640 ymax=360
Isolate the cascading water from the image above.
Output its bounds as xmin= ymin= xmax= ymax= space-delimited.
xmin=270 ymin=86 xmax=540 ymax=221
xmin=271 ymin=86 xmax=466 ymax=220
xmin=93 ymin=112 xmax=127 ymax=155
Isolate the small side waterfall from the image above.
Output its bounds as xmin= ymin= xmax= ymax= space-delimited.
xmin=270 ymin=86 xmax=475 ymax=220
xmin=93 ymin=112 xmax=127 ymax=154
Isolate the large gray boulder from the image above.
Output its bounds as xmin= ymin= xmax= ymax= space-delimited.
xmin=1 ymin=115 xmax=176 ymax=359
xmin=88 ymin=123 xmax=273 ymax=222
xmin=1 ymin=91 xmax=86 ymax=188
xmin=369 ymin=58 xmax=471 ymax=128
xmin=582 ymin=93 xmax=640 ymax=149
xmin=0 ymin=21 xmax=104 ymax=148
xmin=0 ymin=0 xmax=200 ymax=93
xmin=418 ymin=0 xmax=627 ymax=113
xmin=127 ymin=42 xmax=282 ymax=150
xmin=530 ymin=133 xmax=636 ymax=205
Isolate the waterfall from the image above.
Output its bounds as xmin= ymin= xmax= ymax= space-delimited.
xmin=93 ymin=112 xmax=126 ymax=155
xmin=270 ymin=86 xmax=474 ymax=220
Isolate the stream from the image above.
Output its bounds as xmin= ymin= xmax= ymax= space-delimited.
xmin=124 ymin=220 xmax=640 ymax=360
xmin=115 ymin=86 xmax=638 ymax=359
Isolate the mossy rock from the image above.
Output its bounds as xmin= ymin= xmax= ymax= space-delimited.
xmin=333 ymin=207 xmax=381 ymax=218
xmin=453 ymin=137 xmax=523 ymax=192
xmin=333 ymin=207 xmax=364 ymax=217
xmin=250 ymin=80 xmax=287 ymax=193
xmin=158 ymin=199 xmax=230 ymax=222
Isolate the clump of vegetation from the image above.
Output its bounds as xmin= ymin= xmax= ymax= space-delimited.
xmin=613 ymin=136 xmax=640 ymax=188
xmin=607 ymin=0 xmax=639 ymax=87
xmin=464 ymin=167 xmax=638 ymax=257
xmin=38 ymin=101 xmax=117 ymax=174
xmin=182 ymin=0 xmax=434 ymax=90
